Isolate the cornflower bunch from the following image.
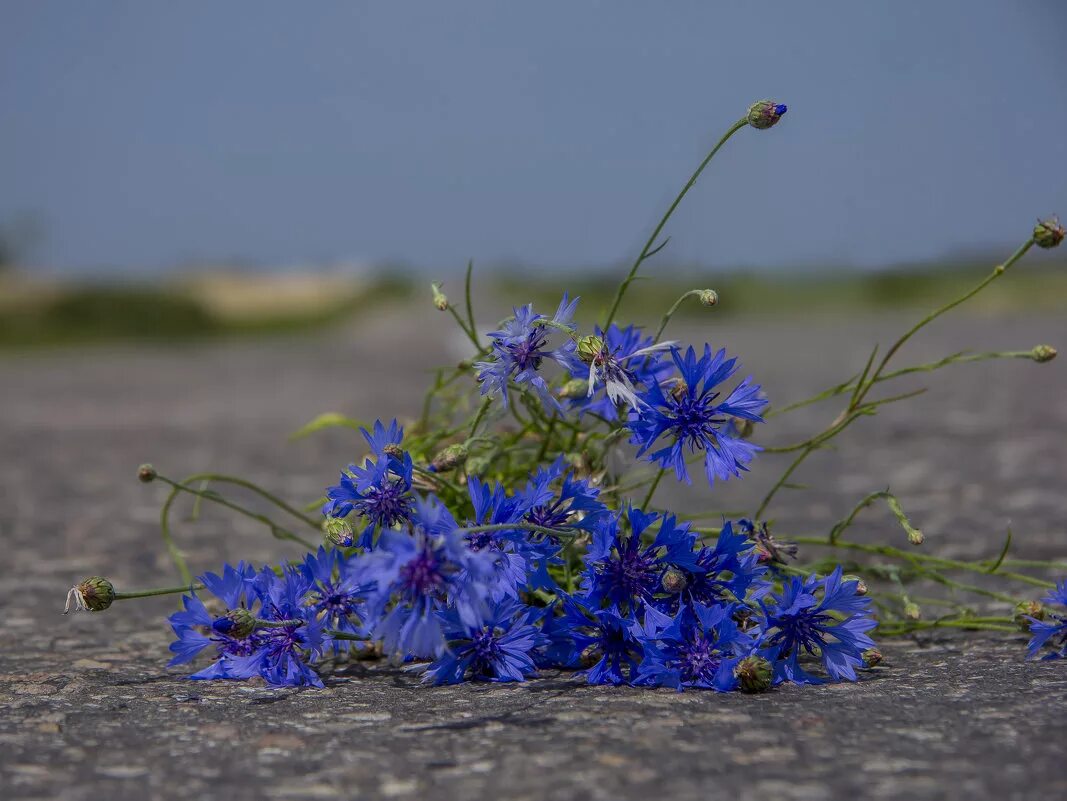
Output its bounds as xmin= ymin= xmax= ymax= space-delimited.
xmin=66 ymin=100 xmax=1067 ymax=692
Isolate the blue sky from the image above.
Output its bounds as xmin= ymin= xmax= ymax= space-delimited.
xmin=2 ymin=1 xmax=1065 ymax=274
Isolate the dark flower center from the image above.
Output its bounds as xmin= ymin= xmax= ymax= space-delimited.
xmin=400 ymin=547 xmax=447 ymax=597
xmin=357 ymin=478 xmax=412 ymax=527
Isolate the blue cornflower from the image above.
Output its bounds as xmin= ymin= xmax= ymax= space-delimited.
xmin=361 ymin=418 xmax=404 ymax=457
xmin=168 ymin=562 xmax=260 ymax=679
xmin=658 ymin=520 xmax=768 ymax=613
xmin=300 ymin=546 xmax=375 ymax=653
xmin=1026 ymin=580 xmax=1067 ymax=660
xmin=228 ymin=565 xmax=328 ymax=687
xmin=464 ymin=476 xmax=538 ymax=599
xmin=475 ymin=294 xmax=580 ymax=409
xmin=359 ymin=498 xmax=496 ymax=659
xmin=422 ymin=599 xmax=546 ymax=685
xmin=519 ymin=456 xmax=608 ymax=537
xmin=628 ymin=345 xmax=767 ymax=487
xmin=761 ymin=566 xmax=876 ymax=683
xmin=167 ymin=562 xmax=327 ymax=687
xmin=635 ymin=602 xmax=752 ymax=691
xmin=557 ymin=599 xmax=646 ymax=685
xmin=571 ymin=324 xmax=675 ymax=415
xmin=581 ymin=507 xmax=692 ymax=613
xmin=323 ymin=450 xmax=415 ymax=548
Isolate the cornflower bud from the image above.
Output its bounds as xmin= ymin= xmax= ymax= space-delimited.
xmin=844 ymin=574 xmax=868 ymax=596
xmin=137 ymin=463 xmax=157 ymax=483
xmin=580 ymin=645 xmax=602 ymax=669
xmin=698 ymin=289 xmax=719 ymax=307
xmin=431 ymin=282 xmax=449 ymax=311
xmin=903 ymin=601 xmax=921 ymax=620
xmin=746 ymin=100 xmax=788 ymax=130
xmin=1014 ymin=600 xmax=1045 ymax=631
xmin=382 ymin=443 xmax=405 ymax=460
xmin=431 ymin=443 xmax=468 ymax=472
xmin=1033 ymin=216 xmax=1064 ymax=249
xmin=576 ymin=335 xmax=605 ymax=364
xmin=863 ymin=648 xmax=883 ymax=668
xmin=558 ymin=378 xmax=590 ymax=399
xmin=64 ymin=576 xmax=115 ymax=613
xmin=324 ymin=516 xmax=355 ymax=547
xmin=1031 ymin=345 xmax=1057 ymax=364
xmin=730 ymin=416 xmax=754 ymax=439
xmin=734 ymin=656 xmax=773 ymax=693
xmin=211 ymin=608 xmax=257 ymax=639
xmin=661 ymin=568 xmax=688 ymax=594
xmin=464 ymin=452 xmax=494 ymax=476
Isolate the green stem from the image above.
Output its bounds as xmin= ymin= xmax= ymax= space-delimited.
xmin=640 ymin=467 xmax=667 ymax=509
xmin=602 ymin=117 xmax=749 ymax=330
xmin=464 ymin=259 xmax=479 ymax=348
xmin=157 ymin=474 xmax=318 ymax=583
xmin=653 ymin=289 xmax=703 ymax=342
xmin=469 ymin=397 xmax=492 ymax=438
xmin=851 ymin=238 xmax=1035 ymax=410
xmin=114 ymin=583 xmax=203 ymax=601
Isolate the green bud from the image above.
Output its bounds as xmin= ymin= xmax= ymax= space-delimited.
xmin=698 ymin=289 xmax=719 ymax=307
xmin=1014 ymin=600 xmax=1045 ymax=631
xmin=431 ymin=282 xmax=449 ymax=311
xmin=1033 ymin=216 xmax=1064 ymax=249
xmin=579 ymin=645 xmax=601 ymax=669
xmin=734 ymin=656 xmax=773 ymax=693
xmin=137 ymin=463 xmax=157 ymax=483
xmin=323 ymin=516 xmax=355 ymax=547
xmin=668 ymin=379 xmax=688 ymax=403
xmin=431 ymin=443 xmax=468 ymax=472
xmin=558 ymin=378 xmax=590 ymax=399
xmin=65 ymin=576 xmax=115 ymax=613
xmin=843 ymin=574 xmax=868 ymax=596
xmin=746 ymin=100 xmax=788 ymax=130
xmin=862 ymin=648 xmax=883 ymax=668
xmin=382 ymin=443 xmax=405 ymax=459
xmin=464 ymin=451 xmax=494 ymax=476
xmin=661 ymin=568 xmax=688 ymax=594
xmin=730 ymin=416 xmax=754 ymax=439
xmin=214 ymin=607 xmax=257 ymax=639
xmin=576 ymin=335 xmax=604 ymax=364
xmin=904 ymin=601 xmax=921 ymax=620
xmin=1031 ymin=344 xmax=1057 ymax=364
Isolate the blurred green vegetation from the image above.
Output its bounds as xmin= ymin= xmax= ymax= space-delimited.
xmin=0 ymin=256 xmax=1062 ymax=348
xmin=497 ymin=259 xmax=1067 ymax=326
xmin=0 ymin=275 xmax=411 ymax=348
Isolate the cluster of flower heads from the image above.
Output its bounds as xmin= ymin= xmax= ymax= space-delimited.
xmin=169 ymin=412 xmax=879 ymax=690
xmin=475 ymin=296 xmax=769 ymax=487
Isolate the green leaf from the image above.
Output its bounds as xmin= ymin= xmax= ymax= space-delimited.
xmin=289 ymin=412 xmax=368 ymax=441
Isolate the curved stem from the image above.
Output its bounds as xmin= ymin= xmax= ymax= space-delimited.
xmin=653 ymin=289 xmax=703 ymax=342
xmin=851 ymin=238 xmax=1035 ymax=410
xmin=602 ymin=117 xmax=749 ymax=330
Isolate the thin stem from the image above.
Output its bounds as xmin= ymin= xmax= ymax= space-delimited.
xmin=458 ymin=521 xmax=575 ymax=541
xmin=114 ymin=583 xmax=204 ymax=601
xmin=447 ymin=305 xmax=482 ymax=352
xmin=469 ymin=397 xmax=492 ymax=439
xmin=851 ymin=238 xmax=1035 ymax=410
xmin=653 ymin=289 xmax=703 ymax=342
xmin=602 ymin=117 xmax=749 ymax=330
xmin=640 ymin=467 xmax=667 ymax=510
xmin=755 ymin=444 xmax=814 ymax=519
xmin=464 ymin=259 xmax=479 ymax=347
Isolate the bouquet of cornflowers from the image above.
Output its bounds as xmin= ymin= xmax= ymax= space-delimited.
xmin=65 ymin=100 xmax=1067 ymax=692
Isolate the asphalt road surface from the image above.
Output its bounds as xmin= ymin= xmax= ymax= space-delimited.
xmin=2 ymin=304 xmax=1065 ymax=801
